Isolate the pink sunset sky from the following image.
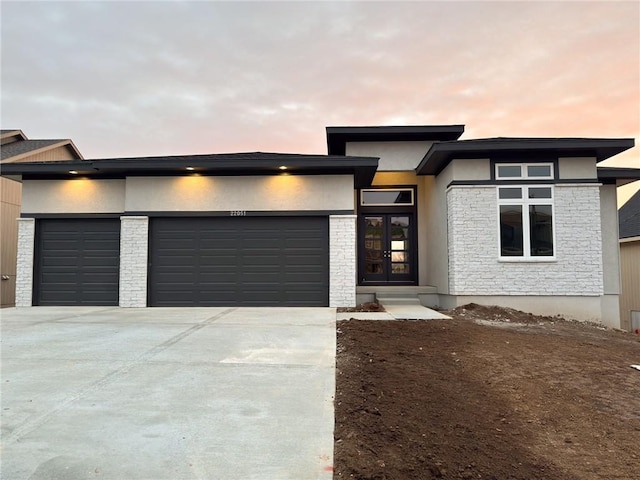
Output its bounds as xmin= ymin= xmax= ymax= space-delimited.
xmin=2 ymin=1 xmax=638 ymax=199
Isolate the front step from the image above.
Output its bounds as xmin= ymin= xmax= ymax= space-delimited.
xmin=376 ymin=295 xmax=422 ymax=306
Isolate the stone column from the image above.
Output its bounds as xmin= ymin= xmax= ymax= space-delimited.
xmin=15 ymin=218 xmax=35 ymax=307
xmin=119 ymin=216 xmax=149 ymax=307
xmin=329 ymin=215 xmax=357 ymax=307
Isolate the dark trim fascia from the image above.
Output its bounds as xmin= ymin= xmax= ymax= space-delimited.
xmin=21 ymin=213 xmax=123 ymax=219
xmin=326 ymin=125 xmax=465 ymax=155
xmin=597 ymin=167 xmax=640 ymax=181
xmin=447 ymin=179 xmax=602 ymax=188
xmin=1 ymin=155 xmax=380 ymax=188
xmin=22 ymin=210 xmax=355 ymax=219
xmin=417 ymin=138 xmax=635 ymax=175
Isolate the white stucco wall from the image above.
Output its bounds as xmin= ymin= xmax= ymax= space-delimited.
xmin=558 ymin=157 xmax=598 ymax=179
xmin=346 ymin=141 xmax=432 ymax=171
xmin=447 ymin=184 xmax=603 ymax=296
xmin=125 ymin=175 xmax=354 ymax=212
xmin=21 ymin=179 xmax=126 ymax=213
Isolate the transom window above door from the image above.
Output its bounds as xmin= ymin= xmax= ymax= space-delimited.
xmin=360 ymin=188 xmax=414 ymax=206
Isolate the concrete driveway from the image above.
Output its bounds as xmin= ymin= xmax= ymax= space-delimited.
xmin=1 ymin=307 xmax=336 ymax=480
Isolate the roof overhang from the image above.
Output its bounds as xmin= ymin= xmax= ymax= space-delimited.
xmin=326 ymin=125 xmax=465 ymax=155
xmin=0 ymin=152 xmax=380 ymax=188
xmin=416 ymin=138 xmax=636 ymax=175
xmin=597 ymin=167 xmax=640 ymax=186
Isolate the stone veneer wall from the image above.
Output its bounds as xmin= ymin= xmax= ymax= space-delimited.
xmin=118 ymin=216 xmax=149 ymax=307
xmin=447 ymin=185 xmax=603 ymax=296
xmin=329 ymin=215 xmax=357 ymax=307
xmin=15 ymin=218 xmax=35 ymax=307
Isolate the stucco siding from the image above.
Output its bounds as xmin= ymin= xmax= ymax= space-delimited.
xmin=450 ymin=158 xmax=491 ymax=181
xmin=22 ymin=179 xmax=126 ymax=214
xmin=447 ymin=184 xmax=603 ymax=296
xmin=558 ymin=157 xmax=598 ymax=180
xmin=346 ymin=141 xmax=432 ymax=171
xmin=425 ymin=163 xmax=453 ymax=293
xmin=600 ymin=184 xmax=621 ymax=294
xmin=125 ymin=175 xmax=354 ymax=212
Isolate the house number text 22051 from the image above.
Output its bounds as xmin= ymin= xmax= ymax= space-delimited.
xmin=229 ymin=210 xmax=246 ymax=216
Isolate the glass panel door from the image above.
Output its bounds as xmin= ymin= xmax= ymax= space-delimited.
xmin=363 ymin=216 xmax=385 ymax=282
xmin=360 ymin=214 xmax=416 ymax=284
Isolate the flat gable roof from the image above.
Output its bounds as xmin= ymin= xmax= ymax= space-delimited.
xmin=1 ymin=152 xmax=380 ymax=188
xmin=416 ymin=137 xmax=636 ymax=175
xmin=326 ymin=125 xmax=465 ymax=155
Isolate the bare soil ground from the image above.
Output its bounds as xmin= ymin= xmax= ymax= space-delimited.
xmin=334 ymin=304 xmax=640 ymax=480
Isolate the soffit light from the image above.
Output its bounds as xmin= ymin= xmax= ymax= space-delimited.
xmin=69 ymin=170 xmax=78 ymax=174
xmin=279 ymin=166 xmax=287 ymax=170
xmin=186 ymin=166 xmax=195 ymax=171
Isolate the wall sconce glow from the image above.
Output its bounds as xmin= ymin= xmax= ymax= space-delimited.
xmin=69 ymin=170 xmax=79 ymax=174
xmin=278 ymin=166 xmax=287 ymax=170
xmin=186 ymin=166 xmax=195 ymax=171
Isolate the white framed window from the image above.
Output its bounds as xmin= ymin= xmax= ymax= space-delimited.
xmin=360 ymin=188 xmax=414 ymax=206
xmin=495 ymin=162 xmax=554 ymax=180
xmin=497 ymin=186 xmax=555 ymax=260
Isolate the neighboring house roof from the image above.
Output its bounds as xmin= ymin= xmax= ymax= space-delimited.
xmin=416 ymin=137 xmax=636 ymax=175
xmin=326 ymin=125 xmax=465 ymax=155
xmin=1 ymin=129 xmax=26 ymax=138
xmin=0 ymin=152 xmax=380 ymax=188
xmin=619 ymin=190 xmax=640 ymax=239
xmin=1 ymin=139 xmax=68 ymax=161
xmin=1 ymin=128 xmax=84 ymax=163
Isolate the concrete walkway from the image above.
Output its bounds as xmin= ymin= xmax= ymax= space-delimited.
xmin=1 ymin=307 xmax=336 ymax=480
xmin=337 ymin=305 xmax=450 ymax=321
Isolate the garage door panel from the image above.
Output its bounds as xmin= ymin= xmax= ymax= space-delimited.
xmin=35 ymin=219 xmax=120 ymax=306
xmin=149 ymin=217 xmax=328 ymax=306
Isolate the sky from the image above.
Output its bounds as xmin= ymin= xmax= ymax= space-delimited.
xmin=1 ymin=1 xmax=639 ymax=197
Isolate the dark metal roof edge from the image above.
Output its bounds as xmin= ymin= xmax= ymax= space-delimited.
xmin=597 ymin=167 xmax=640 ymax=180
xmin=326 ymin=125 xmax=466 ymax=155
xmin=417 ymin=138 xmax=636 ymax=175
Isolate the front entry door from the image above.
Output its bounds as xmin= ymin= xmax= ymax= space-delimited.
xmin=360 ymin=214 xmax=416 ymax=284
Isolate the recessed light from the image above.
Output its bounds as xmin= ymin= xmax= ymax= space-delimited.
xmin=279 ymin=166 xmax=287 ymax=170
xmin=69 ymin=170 xmax=78 ymax=174
xmin=186 ymin=166 xmax=195 ymax=171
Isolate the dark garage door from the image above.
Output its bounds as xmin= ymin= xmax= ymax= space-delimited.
xmin=149 ymin=217 xmax=329 ymax=306
xmin=34 ymin=218 xmax=120 ymax=306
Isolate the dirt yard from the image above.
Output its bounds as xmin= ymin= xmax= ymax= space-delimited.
xmin=334 ymin=304 xmax=640 ymax=480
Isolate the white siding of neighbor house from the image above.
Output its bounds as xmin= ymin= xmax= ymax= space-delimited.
xmin=447 ymin=184 xmax=603 ymax=296
xmin=15 ymin=218 xmax=35 ymax=307
xmin=329 ymin=215 xmax=357 ymax=307
xmin=119 ymin=216 xmax=149 ymax=307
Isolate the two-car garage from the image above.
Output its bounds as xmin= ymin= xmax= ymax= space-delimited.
xmin=33 ymin=216 xmax=329 ymax=307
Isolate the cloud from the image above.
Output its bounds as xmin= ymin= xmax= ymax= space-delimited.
xmin=1 ymin=1 xmax=638 ymax=164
